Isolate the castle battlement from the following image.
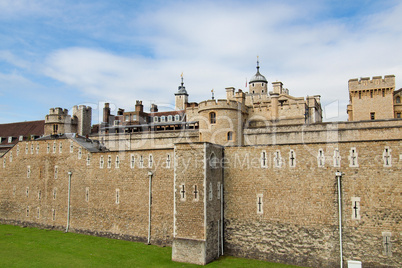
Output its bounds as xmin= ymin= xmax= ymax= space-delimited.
xmin=198 ymin=99 xmax=242 ymax=111
xmin=48 ymin=107 xmax=69 ymax=115
xmin=349 ymin=75 xmax=395 ymax=91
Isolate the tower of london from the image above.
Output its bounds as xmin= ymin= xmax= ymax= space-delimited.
xmin=0 ymin=61 xmax=400 ymax=267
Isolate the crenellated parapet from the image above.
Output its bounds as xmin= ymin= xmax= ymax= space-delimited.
xmin=198 ymin=99 xmax=247 ymax=113
xmin=349 ymin=75 xmax=395 ymax=91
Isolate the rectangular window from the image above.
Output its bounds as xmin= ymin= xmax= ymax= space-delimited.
xmin=382 ymin=232 xmax=392 ymax=257
xmin=351 ymin=197 xmax=361 ymax=220
xmin=87 ymin=154 xmax=91 ymax=166
xmin=47 ymin=143 xmax=50 ymax=153
xmin=36 ymin=144 xmax=39 ymax=154
xmin=149 ymin=154 xmax=153 ymax=168
xmin=78 ymin=147 xmax=82 ymax=159
xmin=289 ymin=150 xmax=296 ymax=168
xmin=52 ymin=209 xmax=56 ymax=221
xmin=8 ymin=136 xmax=13 ymax=143
xmin=25 ymin=143 xmax=28 ymax=154
xmin=261 ymin=151 xmax=267 ymax=168
xmin=397 ymin=113 xmax=401 ymax=119
xmin=370 ymin=112 xmax=375 ymax=120
xmin=38 ymin=190 xmax=41 ymax=200
xmin=54 ymin=166 xmax=58 ymax=179
xmin=26 ymin=187 xmax=29 ymax=197
xmin=53 ymin=124 xmax=58 ymax=134
xmin=85 ymin=187 xmax=89 ymax=202
xmin=70 ymin=141 xmax=74 ymax=153
xmin=175 ymin=115 xmax=180 ymax=121
xmin=193 ymin=185 xmax=199 ymax=201
xmin=115 ymin=155 xmax=120 ymax=168
xmin=130 ymin=154 xmax=135 ymax=169
xmin=166 ymin=154 xmax=171 ymax=168
xmin=116 ymin=189 xmax=120 ymax=204
xmin=59 ymin=142 xmax=62 ymax=153
xmin=139 ymin=155 xmax=144 ymax=168
xmin=180 ymin=184 xmax=186 ymax=201
xmin=107 ymin=155 xmax=112 ymax=168
xmin=53 ymin=142 xmax=56 ymax=153
xmin=37 ymin=207 xmax=40 ymax=219
xmin=100 ymin=156 xmax=104 ymax=168
xmin=125 ymin=115 xmax=129 ymax=121
xmin=19 ymin=136 xmax=23 ymax=141
xmin=26 ymin=206 xmax=29 ymax=217
xmin=257 ymin=194 xmax=263 ymax=214
xmin=53 ymin=188 xmax=57 ymax=200
xmin=27 ymin=166 xmax=31 ymax=178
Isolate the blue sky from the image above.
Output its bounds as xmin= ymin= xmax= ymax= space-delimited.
xmin=1 ymin=0 xmax=401 ymax=124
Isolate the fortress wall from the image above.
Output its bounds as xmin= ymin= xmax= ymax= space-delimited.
xmin=1 ymin=137 xmax=400 ymax=267
xmin=223 ymin=141 xmax=401 ymax=268
xmin=0 ymin=139 xmax=175 ymax=246
xmin=96 ymin=130 xmax=199 ymax=151
xmin=244 ymin=120 xmax=402 ymax=145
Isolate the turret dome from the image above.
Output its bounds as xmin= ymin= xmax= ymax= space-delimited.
xmin=249 ymin=59 xmax=267 ymax=84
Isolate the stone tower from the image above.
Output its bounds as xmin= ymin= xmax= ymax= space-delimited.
xmin=347 ymin=75 xmax=395 ymax=121
xmin=248 ymin=58 xmax=268 ymax=95
xmin=172 ymin=142 xmax=223 ymax=265
xmin=44 ymin=107 xmax=77 ymax=135
xmin=198 ymin=95 xmax=246 ymax=146
xmin=72 ymin=105 xmax=92 ymax=136
xmin=175 ymin=74 xmax=188 ymax=110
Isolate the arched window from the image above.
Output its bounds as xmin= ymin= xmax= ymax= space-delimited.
xmin=209 ymin=112 xmax=216 ymax=124
xmin=227 ymin=131 xmax=233 ymax=141
xmin=396 ymin=96 xmax=401 ymax=104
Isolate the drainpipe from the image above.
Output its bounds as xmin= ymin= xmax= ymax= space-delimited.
xmin=220 ymin=182 xmax=224 ymax=255
xmin=147 ymin=171 xmax=153 ymax=244
xmin=336 ymin=171 xmax=343 ymax=268
xmin=66 ymin=171 xmax=72 ymax=233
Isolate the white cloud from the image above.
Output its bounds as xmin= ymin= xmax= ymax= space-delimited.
xmin=36 ymin=0 xmax=402 ymax=120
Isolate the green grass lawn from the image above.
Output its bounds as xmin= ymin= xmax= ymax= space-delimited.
xmin=0 ymin=224 xmax=305 ymax=267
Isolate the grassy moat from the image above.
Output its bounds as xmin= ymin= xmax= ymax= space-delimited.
xmin=0 ymin=224 xmax=305 ymax=267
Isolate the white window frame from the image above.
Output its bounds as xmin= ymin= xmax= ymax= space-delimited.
xmin=130 ymin=154 xmax=135 ymax=169
xmin=348 ymin=147 xmax=359 ymax=167
xmin=289 ymin=149 xmax=296 ymax=168
xmin=107 ymin=155 xmax=112 ymax=168
xmin=261 ymin=151 xmax=267 ymax=168
xmin=115 ymin=155 xmax=120 ymax=168
xmin=100 ymin=156 xmax=104 ymax=168
xmin=317 ymin=149 xmax=325 ymax=168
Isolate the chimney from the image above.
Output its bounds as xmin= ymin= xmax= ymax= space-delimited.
xmin=150 ymin=104 xmax=158 ymax=112
xmin=135 ymin=100 xmax=143 ymax=112
xmin=103 ymin=103 xmax=110 ymax=124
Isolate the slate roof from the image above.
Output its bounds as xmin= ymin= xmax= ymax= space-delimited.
xmin=0 ymin=120 xmax=45 ymax=147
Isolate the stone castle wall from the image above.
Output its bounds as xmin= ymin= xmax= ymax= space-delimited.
xmin=0 ymin=138 xmax=175 ymax=246
xmin=223 ymin=141 xmax=401 ymax=267
xmin=1 ymin=136 xmax=400 ymax=267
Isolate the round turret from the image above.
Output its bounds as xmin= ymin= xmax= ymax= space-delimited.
xmin=249 ymin=59 xmax=268 ymax=95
